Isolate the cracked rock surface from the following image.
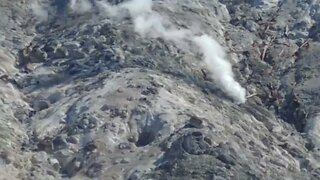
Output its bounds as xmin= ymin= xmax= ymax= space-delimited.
xmin=1 ymin=0 xmax=320 ymax=179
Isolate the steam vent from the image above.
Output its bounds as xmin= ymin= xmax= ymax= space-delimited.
xmin=1 ymin=0 xmax=320 ymax=179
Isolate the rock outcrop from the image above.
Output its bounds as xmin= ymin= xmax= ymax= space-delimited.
xmin=1 ymin=0 xmax=320 ymax=179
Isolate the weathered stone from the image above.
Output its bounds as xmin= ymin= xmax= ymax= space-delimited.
xmin=32 ymin=100 xmax=50 ymax=111
xmin=54 ymin=47 xmax=68 ymax=59
xmin=2 ymin=0 xmax=320 ymax=179
xmin=0 ymin=150 xmax=14 ymax=164
xmin=120 ymin=158 xmax=130 ymax=164
xmin=86 ymin=162 xmax=103 ymax=178
xmin=118 ymin=142 xmax=132 ymax=150
xmin=52 ymin=136 xmax=68 ymax=150
xmin=188 ymin=115 xmax=206 ymax=129
xmin=48 ymin=158 xmax=60 ymax=170
xmin=66 ymin=136 xmax=79 ymax=144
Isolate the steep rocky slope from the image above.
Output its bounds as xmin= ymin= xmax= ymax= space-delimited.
xmin=1 ymin=0 xmax=320 ymax=179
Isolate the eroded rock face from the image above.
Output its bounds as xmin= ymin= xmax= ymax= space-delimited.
xmin=1 ymin=0 xmax=320 ymax=179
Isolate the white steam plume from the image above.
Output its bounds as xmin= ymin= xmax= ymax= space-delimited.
xmin=193 ymin=35 xmax=246 ymax=103
xmin=96 ymin=1 xmax=120 ymax=17
xmin=116 ymin=0 xmax=246 ymax=103
xmin=31 ymin=0 xmax=247 ymax=103
xmin=30 ymin=1 xmax=48 ymax=22
xmin=108 ymin=0 xmax=192 ymax=41
xmin=305 ymin=113 xmax=320 ymax=148
xmin=132 ymin=0 xmax=190 ymax=41
xmin=120 ymin=0 xmax=153 ymax=16
xmin=69 ymin=0 xmax=92 ymax=14
xmin=132 ymin=13 xmax=192 ymax=41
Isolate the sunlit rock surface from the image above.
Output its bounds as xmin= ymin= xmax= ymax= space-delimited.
xmin=1 ymin=0 xmax=320 ymax=179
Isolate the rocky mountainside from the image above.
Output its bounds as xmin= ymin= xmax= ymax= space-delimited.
xmin=1 ymin=0 xmax=320 ymax=179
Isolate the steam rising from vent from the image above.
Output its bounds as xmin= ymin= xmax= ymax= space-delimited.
xmin=69 ymin=0 xmax=92 ymax=13
xmin=121 ymin=0 xmax=153 ymax=16
xmin=30 ymin=0 xmax=247 ymax=103
xmin=30 ymin=1 xmax=48 ymax=22
xmin=132 ymin=14 xmax=192 ymax=41
xmin=192 ymin=35 xmax=246 ymax=103
xmin=305 ymin=113 xmax=320 ymax=148
xmin=117 ymin=0 xmax=247 ymax=103
xmin=98 ymin=0 xmax=192 ymax=41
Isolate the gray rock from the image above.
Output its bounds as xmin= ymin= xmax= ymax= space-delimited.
xmin=0 ymin=151 xmax=14 ymax=164
xmin=48 ymin=158 xmax=60 ymax=170
xmin=52 ymin=136 xmax=68 ymax=150
xmin=188 ymin=115 xmax=206 ymax=129
xmin=2 ymin=0 xmax=320 ymax=179
xmin=32 ymin=100 xmax=50 ymax=111
xmin=118 ymin=142 xmax=133 ymax=150
xmin=54 ymin=47 xmax=68 ymax=59
xmin=66 ymin=136 xmax=79 ymax=144
xmin=85 ymin=162 xmax=103 ymax=178
xmin=69 ymin=50 xmax=86 ymax=59
xmin=29 ymin=47 xmax=48 ymax=63
xmin=31 ymin=151 xmax=48 ymax=165
xmin=120 ymin=158 xmax=130 ymax=164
